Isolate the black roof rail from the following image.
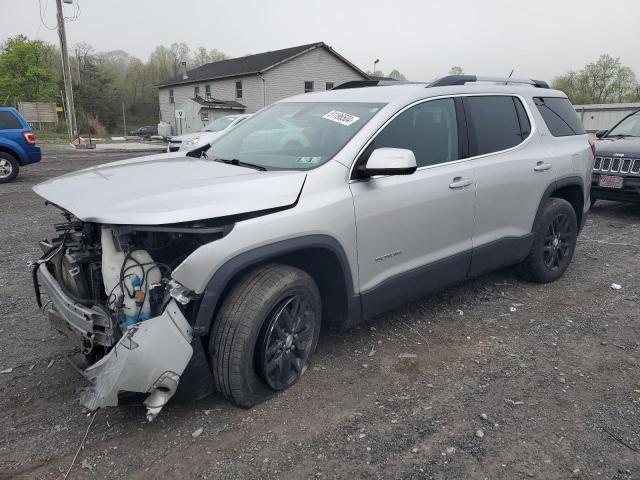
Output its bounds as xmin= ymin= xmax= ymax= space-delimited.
xmin=429 ymin=75 xmax=549 ymax=89
xmin=332 ymin=80 xmax=427 ymax=90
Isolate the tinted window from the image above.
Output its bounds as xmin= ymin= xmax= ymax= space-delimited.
xmin=373 ymin=98 xmax=459 ymax=167
xmin=465 ymin=96 xmax=526 ymax=156
xmin=513 ymin=97 xmax=531 ymax=138
xmin=534 ymin=97 xmax=585 ymax=136
xmin=0 ymin=111 xmax=23 ymax=129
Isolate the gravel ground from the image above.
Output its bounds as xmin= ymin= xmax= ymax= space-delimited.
xmin=1 ymin=149 xmax=639 ymax=480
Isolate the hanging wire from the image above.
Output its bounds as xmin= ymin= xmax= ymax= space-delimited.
xmin=38 ymin=0 xmax=58 ymax=31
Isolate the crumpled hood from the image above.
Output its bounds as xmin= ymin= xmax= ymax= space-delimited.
xmin=33 ymin=154 xmax=306 ymax=225
xmin=595 ymin=137 xmax=640 ymax=157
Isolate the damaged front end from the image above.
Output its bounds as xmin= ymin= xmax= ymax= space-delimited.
xmin=33 ymin=213 xmax=228 ymax=420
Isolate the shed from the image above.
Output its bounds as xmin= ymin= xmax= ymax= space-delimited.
xmin=173 ymin=96 xmax=246 ymax=134
xmin=574 ymin=103 xmax=640 ymax=133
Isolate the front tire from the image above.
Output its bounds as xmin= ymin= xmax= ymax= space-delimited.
xmin=518 ymin=197 xmax=578 ymax=283
xmin=209 ymin=264 xmax=321 ymax=407
xmin=0 ymin=152 xmax=19 ymax=184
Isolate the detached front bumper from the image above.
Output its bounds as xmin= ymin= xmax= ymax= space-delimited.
xmin=36 ymin=264 xmax=194 ymax=420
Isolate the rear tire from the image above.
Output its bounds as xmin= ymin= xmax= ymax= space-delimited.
xmin=209 ymin=264 xmax=321 ymax=407
xmin=0 ymin=152 xmax=19 ymax=184
xmin=518 ymin=197 xmax=577 ymax=283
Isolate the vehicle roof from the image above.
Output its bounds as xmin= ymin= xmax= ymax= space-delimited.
xmin=280 ymin=83 xmax=568 ymax=107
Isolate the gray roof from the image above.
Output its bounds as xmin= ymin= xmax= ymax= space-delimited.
xmin=157 ymin=42 xmax=368 ymax=88
xmin=192 ymin=96 xmax=246 ymax=110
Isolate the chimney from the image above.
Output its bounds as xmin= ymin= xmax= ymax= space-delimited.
xmin=181 ymin=62 xmax=188 ymax=80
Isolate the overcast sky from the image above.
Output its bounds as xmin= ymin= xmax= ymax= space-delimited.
xmin=1 ymin=0 xmax=639 ymax=82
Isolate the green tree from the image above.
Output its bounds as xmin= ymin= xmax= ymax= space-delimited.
xmin=388 ymin=69 xmax=407 ymax=81
xmin=552 ymin=54 xmax=639 ymax=104
xmin=0 ymin=35 xmax=59 ymax=104
xmin=448 ymin=66 xmax=464 ymax=75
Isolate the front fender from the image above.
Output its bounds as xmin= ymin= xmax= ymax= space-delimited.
xmin=188 ymin=234 xmax=358 ymax=336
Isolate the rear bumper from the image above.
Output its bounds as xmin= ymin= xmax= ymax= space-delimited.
xmin=36 ymin=263 xmax=194 ymax=420
xmin=20 ymin=145 xmax=41 ymax=165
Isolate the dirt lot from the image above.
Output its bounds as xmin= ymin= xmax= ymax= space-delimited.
xmin=1 ymin=149 xmax=639 ymax=479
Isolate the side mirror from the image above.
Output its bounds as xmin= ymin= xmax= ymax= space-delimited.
xmin=595 ymin=130 xmax=607 ymax=139
xmin=358 ymin=148 xmax=417 ymax=177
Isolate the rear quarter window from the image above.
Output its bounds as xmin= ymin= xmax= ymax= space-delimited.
xmin=0 ymin=111 xmax=24 ymax=129
xmin=534 ymin=97 xmax=585 ymax=137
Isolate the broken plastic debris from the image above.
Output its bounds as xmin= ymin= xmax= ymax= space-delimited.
xmin=611 ymin=283 xmax=622 ymax=290
xmin=0 ymin=367 xmax=13 ymax=374
xmin=509 ymin=306 xmax=517 ymax=313
xmin=192 ymin=427 xmax=204 ymax=438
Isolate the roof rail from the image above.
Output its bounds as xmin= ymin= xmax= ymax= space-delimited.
xmin=429 ymin=75 xmax=549 ymax=89
xmin=332 ymin=80 xmax=426 ymax=90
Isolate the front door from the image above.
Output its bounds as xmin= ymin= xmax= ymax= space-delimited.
xmin=349 ymin=97 xmax=476 ymax=317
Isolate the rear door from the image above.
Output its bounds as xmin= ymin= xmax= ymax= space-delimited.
xmin=463 ymin=94 xmax=552 ymax=276
xmin=349 ymin=97 xmax=476 ymax=316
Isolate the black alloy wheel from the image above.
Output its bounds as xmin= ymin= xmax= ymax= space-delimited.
xmin=542 ymin=213 xmax=574 ymax=271
xmin=257 ymin=294 xmax=315 ymax=391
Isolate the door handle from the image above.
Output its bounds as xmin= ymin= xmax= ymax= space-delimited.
xmin=449 ymin=177 xmax=473 ymax=189
xmin=534 ymin=161 xmax=552 ymax=172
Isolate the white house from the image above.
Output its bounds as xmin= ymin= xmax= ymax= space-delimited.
xmin=156 ymin=42 xmax=369 ymax=134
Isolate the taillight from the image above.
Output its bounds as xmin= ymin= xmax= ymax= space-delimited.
xmin=588 ymin=137 xmax=596 ymax=157
xmin=22 ymin=131 xmax=36 ymax=144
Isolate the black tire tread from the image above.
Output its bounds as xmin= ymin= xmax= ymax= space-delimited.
xmin=210 ymin=264 xmax=318 ymax=407
xmin=518 ymin=197 xmax=577 ymax=283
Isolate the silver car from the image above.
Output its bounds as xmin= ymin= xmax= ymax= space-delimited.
xmin=32 ymin=75 xmax=593 ymax=420
xmin=166 ymin=114 xmax=251 ymax=152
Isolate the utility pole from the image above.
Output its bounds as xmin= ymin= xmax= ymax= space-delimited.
xmin=56 ymin=0 xmax=77 ymax=140
xmin=122 ymin=102 xmax=127 ymax=136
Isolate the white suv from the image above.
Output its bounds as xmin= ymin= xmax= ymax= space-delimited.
xmin=33 ymin=75 xmax=593 ymax=420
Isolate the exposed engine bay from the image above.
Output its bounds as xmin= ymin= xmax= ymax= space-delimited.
xmin=33 ymin=211 xmax=228 ymax=420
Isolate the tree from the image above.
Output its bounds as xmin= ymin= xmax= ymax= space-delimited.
xmin=192 ymin=47 xmax=228 ymax=68
xmin=552 ymin=54 xmax=639 ymax=104
xmin=0 ymin=35 xmax=59 ymax=104
xmin=388 ymin=69 xmax=407 ymax=81
xmin=449 ymin=66 xmax=464 ymax=75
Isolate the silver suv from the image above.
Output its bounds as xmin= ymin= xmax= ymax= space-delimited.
xmin=32 ymin=75 xmax=593 ymax=420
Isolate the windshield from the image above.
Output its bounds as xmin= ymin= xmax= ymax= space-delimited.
xmin=207 ymin=102 xmax=384 ymax=170
xmin=203 ymin=116 xmax=236 ymax=132
xmin=606 ymin=112 xmax=640 ymax=137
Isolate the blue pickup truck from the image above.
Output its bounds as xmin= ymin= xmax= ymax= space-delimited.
xmin=0 ymin=107 xmax=42 ymax=183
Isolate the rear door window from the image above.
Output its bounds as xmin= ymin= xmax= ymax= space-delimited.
xmin=0 ymin=111 xmax=23 ymax=129
xmin=464 ymin=96 xmax=529 ymax=156
xmin=533 ymin=97 xmax=585 ymax=136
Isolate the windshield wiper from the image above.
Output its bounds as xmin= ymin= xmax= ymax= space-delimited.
xmin=212 ymin=157 xmax=267 ymax=171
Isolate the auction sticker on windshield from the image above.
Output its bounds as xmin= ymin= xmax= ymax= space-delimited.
xmin=322 ymin=110 xmax=360 ymax=126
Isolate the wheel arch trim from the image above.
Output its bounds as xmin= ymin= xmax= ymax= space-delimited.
xmin=192 ymin=234 xmax=359 ymax=336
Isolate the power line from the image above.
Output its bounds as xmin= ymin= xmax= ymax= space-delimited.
xmin=38 ymin=0 xmax=58 ymax=31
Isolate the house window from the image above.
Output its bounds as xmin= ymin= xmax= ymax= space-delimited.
xmin=194 ymin=86 xmax=200 ymax=97
xmin=169 ymin=89 xmax=174 ymax=104
xmin=304 ymin=81 xmax=314 ymax=93
xmin=201 ymin=112 xmax=209 ymax=123
xmin=325 ymin=82 xmax=334 ymax=90
xmin=235 ymin=81 xmax=243 ymax=99
xmin=205 ymin=84 xmax=211 ymax=97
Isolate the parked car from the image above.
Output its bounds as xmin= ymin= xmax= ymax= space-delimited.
xmin=130 ymin=125 xmax=158 ymax=138
xmin=591 ymin=109 xmax=640 ymax=205
xmin=167 ymin=114 xmax=251 ymax=152
xmin=0 ymin=107 xmax=41 ymax=183
xmin=32 ymin=75 xmax=593 ymax=420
